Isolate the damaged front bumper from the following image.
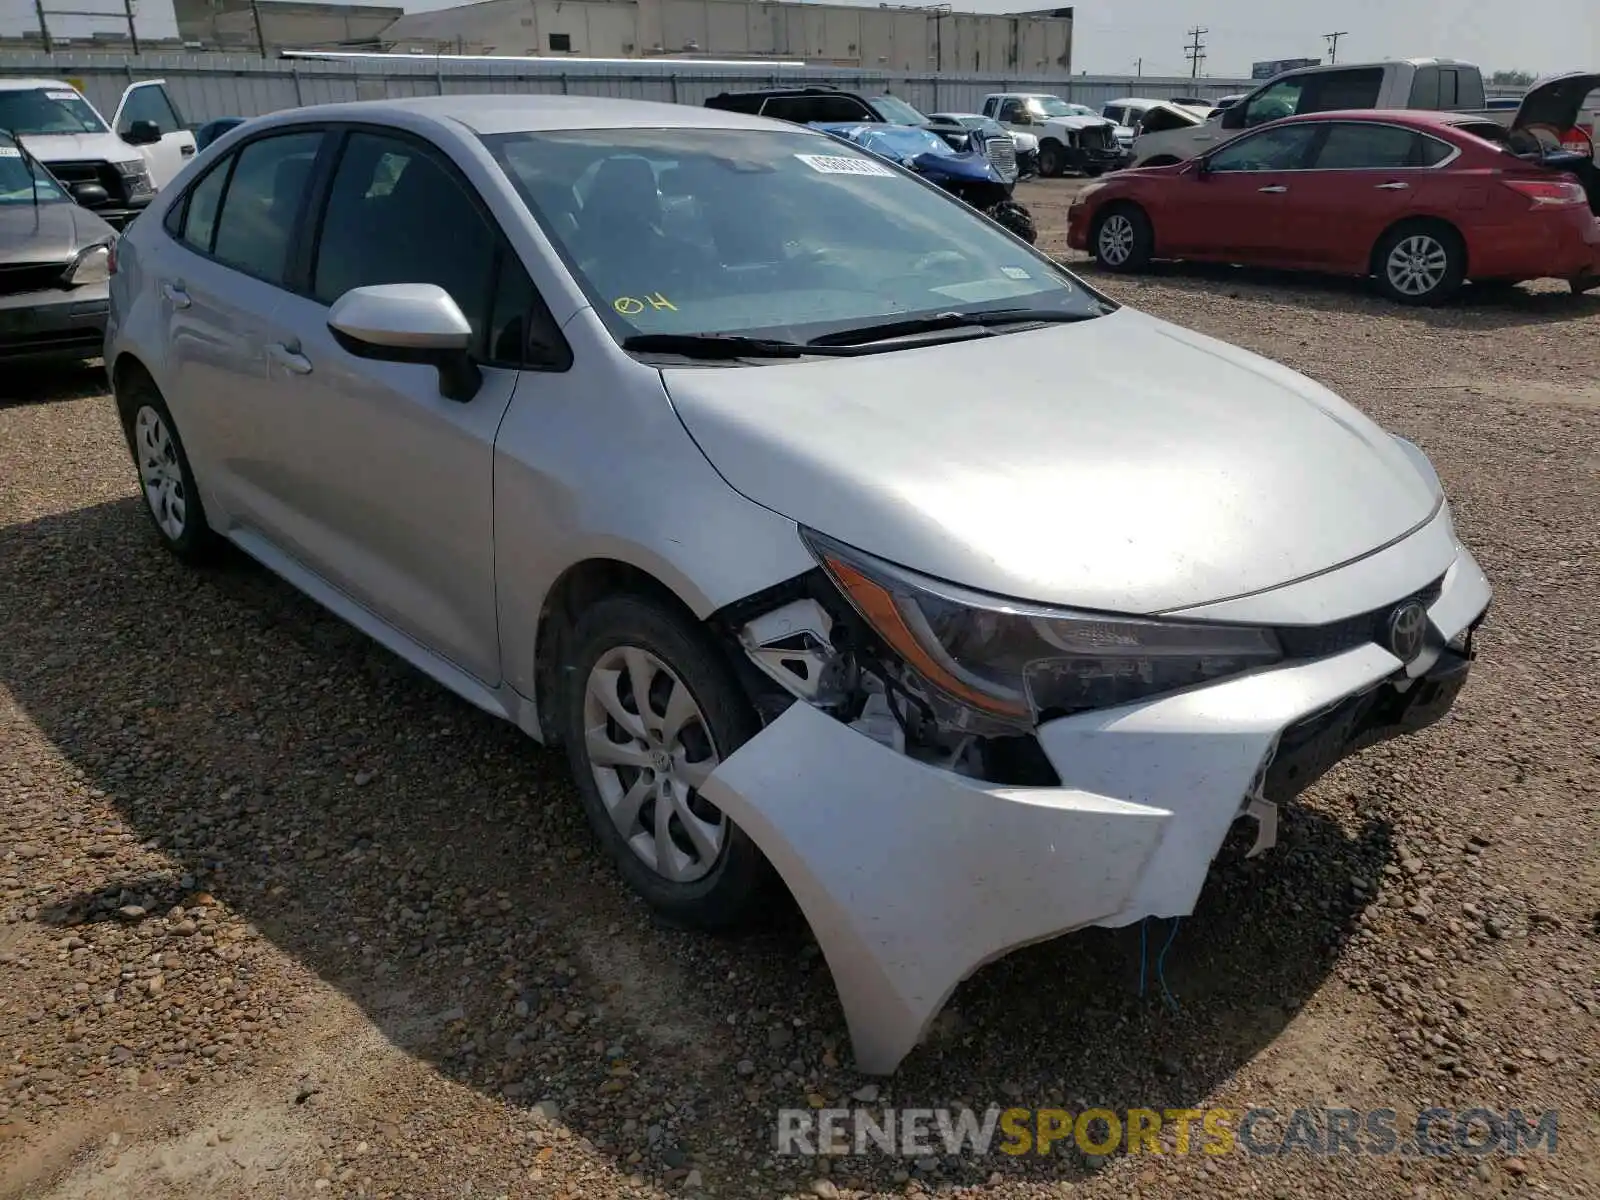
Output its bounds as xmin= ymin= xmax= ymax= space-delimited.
xmin=699 ymin=543 xmax=1491 ymax=1075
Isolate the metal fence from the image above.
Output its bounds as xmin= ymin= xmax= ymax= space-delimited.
xmin=0 ymin=48 xmax=1255 ymax=125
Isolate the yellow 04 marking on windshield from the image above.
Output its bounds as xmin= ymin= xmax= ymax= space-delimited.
xmin=613 ymin=293 xmax=676 ymax=315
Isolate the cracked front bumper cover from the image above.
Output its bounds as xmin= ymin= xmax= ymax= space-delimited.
xmin=699 ymin=542 xmax=1491 ymax=1074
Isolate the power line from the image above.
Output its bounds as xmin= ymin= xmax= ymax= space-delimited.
xmin=1184 ymin=26 xmax=1207 ymax=79
xmin=1324 ymin=30 xmax=1348 ymax=64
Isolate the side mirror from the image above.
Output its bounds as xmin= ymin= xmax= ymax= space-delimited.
xmin=70 ymin=182 xmax=109 ymax=207
xmin=1194 ymin=156 xmax=1212 ymax=180
xmin=122 ymin=119 xmax=161 ymax=146
xmin=328 ymin=283 xmax=481 ymax=403
xmin=1220 ymin=104 xmax=1246 ymax=131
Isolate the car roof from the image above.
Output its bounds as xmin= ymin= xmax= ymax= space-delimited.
xmin=1103 ymin=97 xmax=1166 ymax=107
xmin=244 ymin=93 xmax=790 ymax=136
xmin=1281 ymin=108 xmax=1478 ymax=131
xmin=0 ymin=78 xmax=75 ymax=91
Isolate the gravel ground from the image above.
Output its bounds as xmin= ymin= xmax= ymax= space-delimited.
xmin=3 ymin=178 xmax=1599 ymax=1200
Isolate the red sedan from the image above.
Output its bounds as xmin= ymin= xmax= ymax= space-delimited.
xmin=1066 ymin=109 xmax=1600 ymax=304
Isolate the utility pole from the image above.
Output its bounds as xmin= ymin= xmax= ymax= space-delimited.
xmin=249 ymin=0 xmax=268 ymax=55
xmin=1184 ymin=26 xmax=1207 ymax=79
xmin=1323 ymin=30 xmax=1347 ymax=64
xmin=1135 ymin=57 xmax=1142 ymax=77
xmin=122 ymin=0 xmax=139 ymax=55
xmin=33 ymin=0 xmax=52 ymax=51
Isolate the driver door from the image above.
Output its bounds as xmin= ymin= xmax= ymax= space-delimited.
xmin=112 ymin=80 xmax=196 ymax=190
xmin=1158 ymin=123 xmax=1320 ymax=263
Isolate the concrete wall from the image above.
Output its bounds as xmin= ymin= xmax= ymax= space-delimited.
xmin=383 ymin=0 xmax=1074 ymax=75
xmin=0 ymin=48 xmax=1250 ymax=125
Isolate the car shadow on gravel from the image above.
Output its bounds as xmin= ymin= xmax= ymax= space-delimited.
xmin=1069 ymin=258 xmax=1600 ymax=330
xmin=0 ymin=360 xmax=107 ymax=408
xmin=1 ymin=497 xmax=1397 ymax=1194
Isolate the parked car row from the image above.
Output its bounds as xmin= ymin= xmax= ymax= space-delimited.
xmin=1070 ymin=77 xmax=1600 ymax=304
xmin=101 ymin=91 xmax=1492 ymax=1077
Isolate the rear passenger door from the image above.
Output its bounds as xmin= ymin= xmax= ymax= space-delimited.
xmin=247 ymin=127 xmax=568 ymax=684
xmin=1292 ymin=122 xmax=1453 ymax=270
xmin=155 ymin=128 xmax=329 ymax=529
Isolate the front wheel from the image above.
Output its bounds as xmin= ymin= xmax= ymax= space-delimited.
xmin=987 ymin=199 xmax=1038 ymax=244
xmin=1037 ymin=140 xmax=1066 ymax=178
xmin=1372 ymin=223 xmax=1465 ymax=306
xmin=560 ymin=594 xmax=775 ymax=930
xmin=1092 ymin=204 xmax=1153 ymax=272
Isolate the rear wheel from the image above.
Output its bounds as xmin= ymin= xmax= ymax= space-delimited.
xmin=1092 ymin=204 xmax=1153 ymax=272
xmin=1372 ymin=221 xmax=1465 ymax=306
xmin=115 ymin=370 xmax=220 ymax=564
xmin=1037 ymin=139 xmax=1066 ymax=178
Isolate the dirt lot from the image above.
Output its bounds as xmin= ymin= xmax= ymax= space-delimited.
xmin=2 ymin=177 xmax=1599 ymax=1200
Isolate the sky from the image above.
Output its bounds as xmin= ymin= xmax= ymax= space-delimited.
xmin=396 ymin=0 xmax=1599 ymax=81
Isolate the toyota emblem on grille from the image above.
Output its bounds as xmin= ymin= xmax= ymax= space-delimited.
xmin=1386 ymin=601 xmax=1428 ymax=663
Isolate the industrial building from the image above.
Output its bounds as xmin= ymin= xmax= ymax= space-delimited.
xmin=381 ymin=0 xmax=1074 ymax=76
xmin=173 ymin=0 xmax=401 ymax=53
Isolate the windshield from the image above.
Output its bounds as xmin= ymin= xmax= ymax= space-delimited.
xmin=0 ymin=143 xmax=67 ymax=204
xmin=870 ymin=95 xmax=929 ymax=125
xmin=0 ymin=87 xmax=107 ymax=135
xmin=1030 ymin=97 xmax=1082 ymax=118
xmin=483 ymin=127 xmax=1104 ymax=347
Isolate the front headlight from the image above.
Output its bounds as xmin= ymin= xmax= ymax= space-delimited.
xmin=117 ymin=159 xmax=153 ymax=197
xmin=804 ymin=530 xmax=1283 ymax=730
xmin=63 ymin=243 xmax=112 ymax=287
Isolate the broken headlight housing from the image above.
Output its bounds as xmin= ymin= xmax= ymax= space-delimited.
xmin=804 ymin=529 xmax=1284 ymax=732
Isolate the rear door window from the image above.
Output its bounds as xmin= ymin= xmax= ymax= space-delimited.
xmin=208 ymin=131 xmax=324 ymax=286
xmin=1312 ymin=122 xmax=1438 ymax=169
xmin=1302 ymin=68 xmax=1385 ymax=113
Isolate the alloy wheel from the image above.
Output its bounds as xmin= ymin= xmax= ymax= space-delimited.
xmin=134 ymin=405 xmax=187 ymax=542
xmin=1385 ymin=234 xmax=1449 ymax=297
xmin=1098 ymin=214 xmax=1135 ymax=266
xmin=582 ymin=646 xmax=725 ymax=883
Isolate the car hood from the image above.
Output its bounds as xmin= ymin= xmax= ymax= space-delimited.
xmin=1044 ymin=115 xmax=1114 ymax=130
xmin=664 ymin=309 xmax=1439 ymax=614
xmin=1513 ymin=71 xmax=1600 ymax=131
xmin=15 ymin=130 xmax=140 ymax=170
xmin=0 ymin=200 xmax=106 ymax=264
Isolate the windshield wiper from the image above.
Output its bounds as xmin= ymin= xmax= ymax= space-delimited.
xmin=808 ymin=307 xmax=1102 ymax=347
xmin=622 ymin=333 xmax=857 ymax=360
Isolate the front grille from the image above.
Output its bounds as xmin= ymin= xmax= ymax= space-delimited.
xmin=0 ymin=263 xmax=66 ymax=296
xmin=1079 ymin=125 xmax=1112 ymax=151
xmin=982 ymin=133 xmax=1018 ymax=183
xmin=42 ymin=160 xmax=129 ymax=207
xmin=1275 ymin=576 xmax=1446 ymax=661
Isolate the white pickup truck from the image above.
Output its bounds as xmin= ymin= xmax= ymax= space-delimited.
xmin=0 ymin=77 xmax=197 ymax=227
xmin=1131 ymin=59 xmax=1512 ymax=167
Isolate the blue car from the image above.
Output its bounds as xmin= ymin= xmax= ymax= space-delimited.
xmin=810 ymin=122 xmax=1037 ymax=244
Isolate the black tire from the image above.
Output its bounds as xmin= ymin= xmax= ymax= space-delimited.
xmin=1037 ymin=139 xmax=1066 ymax=178
xmin=114 ymin=368 xmax=220 ymax=565
xmin=560 ymin=593 xmax=775 ymax=931
xmin=1371 ymin=221 xmax=1465 ymax=306
xmin=987 ymin=199 xmax=1038 ymax=244
xmin=1091 ymin=203 xmax=1153 ymax=272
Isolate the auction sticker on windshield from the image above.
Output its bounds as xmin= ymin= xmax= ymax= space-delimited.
xmin=796 ymin=154 xmax=895 ymax=177
xmin=46 ymin=91 xmax=81 ymax=102
xmin=0 ymin=148 xmax=19 ymax=157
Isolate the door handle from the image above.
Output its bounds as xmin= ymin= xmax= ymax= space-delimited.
xmin=160 ymin=281 xmax=191 ymax=309
xmin=1258 ymin=185 xmax=1288 ymax=193
xmin=180 ymin=144 xmax=195 ymax=157
xmin=267 ymin=343 xmax=313 ymax=375
xmin=1193 ymin=134 xmax=1214 ymax=142
xmin=1375 ymin=181 xmax=1410 ymax=190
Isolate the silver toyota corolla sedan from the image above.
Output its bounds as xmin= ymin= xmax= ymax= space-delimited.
xmin=105 ymin=95 xmax=1491 ymax=1075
